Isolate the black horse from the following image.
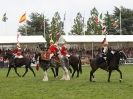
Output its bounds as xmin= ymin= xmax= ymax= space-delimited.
xmin=69 ymin=54 xmax=82 ymax=78
xmin=3 ymin=51 xmax=36 ymax=77
xmin=89 ymin=49 xmax=127 ymax=82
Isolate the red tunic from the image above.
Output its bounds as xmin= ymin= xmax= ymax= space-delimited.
xmin=12 ymin=48 xmax=22 ymax=56
xmin=16 ymin=50 xmax=22 ymax=56
xmin=49 ymin=44 xmax=58 ymax=54
xmin=60 ymin=44 xmax=68 ymax=56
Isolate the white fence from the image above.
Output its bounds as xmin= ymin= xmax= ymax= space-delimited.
xmin=125 ymin=58 xmax=133 ymax=64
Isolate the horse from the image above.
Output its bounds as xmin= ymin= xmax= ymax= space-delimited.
xmin=69 ymin=54 xmax=82 ymax=78
xmin=35 ymin=50 xmax=70 ymax=81
xmin=3 ymin=51 xmax=36 ymax=77
xmin=89 ymin=49 xmax=127 ymax=82
xmin=35 ymin=51 xmax=82 ymax=81
xmin=35 ymin=52 xmax=60 ymax=78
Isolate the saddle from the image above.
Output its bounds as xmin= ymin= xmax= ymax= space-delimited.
xmin=41 ymin=51 xmax=50 ymax=61
xmin=52 ymin=55 xmax=61 ymax=64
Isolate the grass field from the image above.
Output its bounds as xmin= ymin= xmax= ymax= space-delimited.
xmin=0 ymin=64 xmax=133 ymax=99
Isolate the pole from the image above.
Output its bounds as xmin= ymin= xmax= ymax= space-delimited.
xmin=91 ymin=42 xmax=94 ymax=59
xmin=120 ymin=7 xmax=122 ymax=35
xmin=44 ymin=14 xmax=45 ymax=38
xmin=24 ymin=22 xmax=28 ymax=48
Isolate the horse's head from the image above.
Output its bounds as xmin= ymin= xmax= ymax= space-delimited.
xmin=3 ymin=51 xmax=14 ymax=60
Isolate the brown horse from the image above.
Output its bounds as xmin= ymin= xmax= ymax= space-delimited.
xmin=90 ymin=49 xmax=127 ymax=82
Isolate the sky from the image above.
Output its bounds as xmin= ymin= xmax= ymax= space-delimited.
xmin=0 ymin=0 xmax=133 ymax=36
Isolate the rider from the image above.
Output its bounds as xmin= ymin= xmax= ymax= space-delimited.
xmin=49 ymin=39 xmax=58 ymax=59
xmin=59 ymin=41 xmax=70 ymax=65
xmin=14 ymin=43 xmax=23 ymax=58
xmin=101 ymin=37 xmax=108 ymax=59
xmin=101 ymin=37 xmax=110 ymax=70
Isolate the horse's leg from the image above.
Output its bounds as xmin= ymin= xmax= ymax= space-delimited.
xmin=51 ymin=68 xmax=56 ymax=78
xmin=69 ymin=67 xmax=72 ymax=73
xmin=108 ymin=70 xmax=112 ymax=82
xmin=55 ymin=67 xmax=59 ymax=77
xmin=28 ymin=66 xmax=36 ymax=77
xmin=42 ymin=69 xmax=48 ymax=81
xmin=14 ymin=67 xmax=21 ymax=77
xmin=71 ymin=69 xmax=76 ymax=78
xmin=22 ymin=67 xmax=28 ymax=77
xmin=60 ymin=57 xmax=70 ymax=80
xmin=6 ymin=66 xmax=12 ymax=77
xmin=76 ymin=69 xmax=80 ymax=78
xmin=60 ymin=66 xmax=70 ymax=80
xmin=116 ymin=68 xmax=122 ymax=82
xmin=90 ymin=69 xmax=97 ymax=82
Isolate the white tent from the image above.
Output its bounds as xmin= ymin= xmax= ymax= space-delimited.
xmin=62 ymin=35 xmax=133 ymax=59
xmin=0 ymin=35 xmax=46 ymax=44
xmin=62 ymin=35 xmax=133 ymax=43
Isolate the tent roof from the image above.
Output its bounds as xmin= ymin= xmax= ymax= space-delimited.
xmin=62 ymin=35 xmax=133 ymax=43
xmin=0 ymin=35 xmax=46 ymax=44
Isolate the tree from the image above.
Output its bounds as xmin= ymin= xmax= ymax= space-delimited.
xmin=86 ymin=7 xmax=102 ymax=35
xmin=50 ymin=11 xmax=65 ymax=43
xmin=70 ymin=12 xmax=84 ymax=35
xmin=18 ymin=12 xmax=50 ymax=36
xmin=113 ymin=6 xmax=133 ymax=35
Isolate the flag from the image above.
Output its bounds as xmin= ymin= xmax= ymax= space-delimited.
xmin=100 ymin=13 xmax=102 ymax=20
xmin=99 ymin=13 xmax=103 ymax=25
xmin=56 ymin=32 xmax=60 ymax=42
xmin=2 ymin=13 xmax=8 ymax=22
xmin=112 ymin=17 xmax=120 ymax=29
xmin=101 ymin=37 xmax=108 ymax=45
xmin=101 ymin=22 xmax=106 ymax=34
xmin=49 ymin=33 xmax=52 ymax=38
xmin=19 ymin=13 xmax=26 ymax=23
xmin=56 ymin=32 xmax=60 ymax=36
xmin=95 ymin=16 xmax=99 ymax=25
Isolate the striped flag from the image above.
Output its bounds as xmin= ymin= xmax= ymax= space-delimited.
xmin=19 ymin=13 xmax=26 ymax=23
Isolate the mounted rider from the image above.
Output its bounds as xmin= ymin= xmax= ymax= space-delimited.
xmin=101 ymin=37 xmax=111 ymax=70
xmin=60 ymin=41 xmax=70 ymax=58
xmin=101 ymin=37 xmax=108 ymax=59
xmin=58 ymin=40 xmax=70 ymax=66
xmin=49 ymin=39 xmax=59 ymax=59
xmin=13 ymin=43 xmax=23 ymax=58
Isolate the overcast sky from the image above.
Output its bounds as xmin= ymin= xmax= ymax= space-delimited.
xmin=0 ymin=0 xmax=133 ymax=36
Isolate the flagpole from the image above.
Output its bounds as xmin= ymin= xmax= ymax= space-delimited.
xmin=120 ymin=7 xmax=122 ymax=35
xmin=43 ymin=14 xmax=46 ymax=38
xmin=63 ymin=11 xmax=66 ymax=35
xmin=83 ymin=11 xmax=86 ymax=50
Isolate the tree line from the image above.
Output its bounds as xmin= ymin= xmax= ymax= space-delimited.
xmin=18 ymin=6 xmax=133 ymax=45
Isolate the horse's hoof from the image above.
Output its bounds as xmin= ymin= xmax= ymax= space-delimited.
xmin=92 ymin=78 xmax=96 ymax=82
xmin=55 ymin=76 xmax=58 ymax=79
xmin=119 ymin=79 xmax=122 ymax=82
xmin=42 ymin=79 xmax=48 ymax=81
xmin=60 ymin=77 xmax=65 ymax=80
xmin=108 ymin=80 xmax=110 ymax=82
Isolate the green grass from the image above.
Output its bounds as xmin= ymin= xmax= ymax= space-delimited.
xmin=0 ymin=65 xmax=133 ymax=99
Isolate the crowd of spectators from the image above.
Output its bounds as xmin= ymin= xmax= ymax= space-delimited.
xmin=68 ymin=46 xmax=133 ymax=58
xmin=0 ymin=46 xmax=133 ymax=67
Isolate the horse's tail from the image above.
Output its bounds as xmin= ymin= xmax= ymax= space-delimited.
xmin=78 ymin=56 xmax=82 ymax=74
